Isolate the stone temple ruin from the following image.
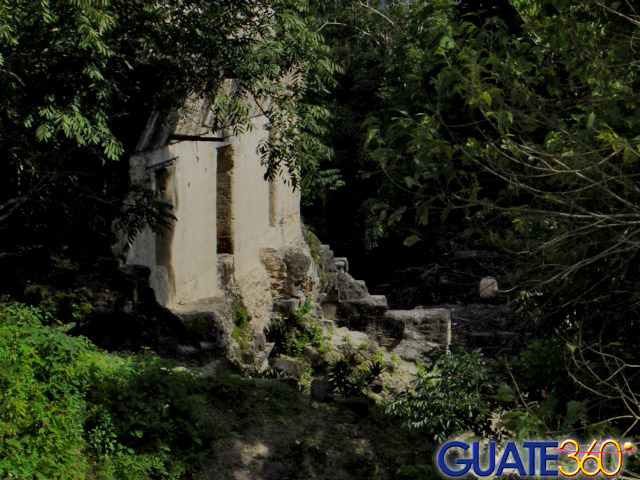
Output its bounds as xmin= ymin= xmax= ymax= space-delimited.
xmin=123 ymin=98 xmax=453 ymax=367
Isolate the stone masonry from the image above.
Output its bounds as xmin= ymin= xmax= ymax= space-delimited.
xmin=122 ymin=99 xmax=452 ymax=366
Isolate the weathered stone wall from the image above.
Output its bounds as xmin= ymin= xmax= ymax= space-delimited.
xmin=126 ymin=139 xmax=220 ymax=307
xmin=225 ymin=116 xmax=308 ymax=331
xmin=124 ymin=102 xmax=310 ymax=351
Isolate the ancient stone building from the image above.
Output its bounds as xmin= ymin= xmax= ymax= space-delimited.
xmin=123 ymin=97 xmax=453 ymax=365
xmin=125 ymin=98 xmax=316 ymax=340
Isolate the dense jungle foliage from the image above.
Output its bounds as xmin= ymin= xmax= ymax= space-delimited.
xmin=304 ymin=0 xmax=640 ymax=445
xmin=2 ymin=0 xmax=640 ymax=478
xmin=0 ymin=300 xmax=219 ymax=479
xmin=0 ymin=0 xmax=337 ymax=261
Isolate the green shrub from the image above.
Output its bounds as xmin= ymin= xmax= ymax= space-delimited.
xmin=87 ymin=355 xmax=216 ymax=470
xmin=267 ymin=298 xmax=325 ymax=357
xmin=386 ymin=348 xmax=500 ymax=441
xmin=328 ymin=347 xmax=385 ymax=397
xmin=40 ymin=288 xmax=94 ymax=324
xmin=304 ymin=230 xmax=320 ymax=261
xmin=231 ymin=299 xmax=251 ymax=355
xmin=497 ymin=339 xmax=590 ymax=440
xmin=0 ymin=301 xmax=95 ymax=479
xmin=329 ymin=349 xmax=367 ymax=396
xmin=0 ymin=300 xmax=215 ymax=479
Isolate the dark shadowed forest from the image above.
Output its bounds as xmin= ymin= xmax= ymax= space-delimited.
xmin=1 ymin=1 xmax=640 ymax=478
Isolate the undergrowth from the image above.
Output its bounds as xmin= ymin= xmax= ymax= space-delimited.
xmin=231 ymin=299 xmax=251 ymax=358
xmin=0 ymin=299 xmax=215 ymax=479
xmin=267 ymin=298 xmax=325 ymax=357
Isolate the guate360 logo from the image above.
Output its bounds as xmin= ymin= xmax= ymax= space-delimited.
xmin=436 ymin=439 xmax=636 ymax=477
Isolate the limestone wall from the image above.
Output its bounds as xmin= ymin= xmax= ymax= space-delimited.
xmin=125 ymin=109 xmax=309 ymax=332
xmin=123 ymin=105 xmax=455 ymax=362
xmin=127 ymin=140 xmax=220 ymax=307
xmin=226 ymin=118 xmax=307 ymax=328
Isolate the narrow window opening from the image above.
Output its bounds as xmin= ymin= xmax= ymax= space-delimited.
xmin=269 ymin=180 xmax=278 ymax=227
xmin=155 ymin=166 xmax=174 ymax=268
xmin=217 ymin=145 xmax=234 ymax=254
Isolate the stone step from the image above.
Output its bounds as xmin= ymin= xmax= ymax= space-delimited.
xmin=269 ymin=356 xmax=309 ymax=378
xmin=391 ymin=329 xmax=442 ymax=363
xmin=334 ymin=295 xmax=407 ymax=344
xmin=273 ymin=298 xmax=302 ymax=317
xmin=328 ymin=326 xmax=371 ymax=350
xmin=387 ymin=307 xmax=451 ymax=346
xmin=334 ymin=257 xmax=349 ymax=272
xmin=338 ymin=294 xmax=388 ymax=318
xmin=367 ymin=294 xmax=388 ymax=306
xmin=321 ymin=318 xmax=336 ymax=328
xmin=386 ymin=307 xmax=451 ymax=325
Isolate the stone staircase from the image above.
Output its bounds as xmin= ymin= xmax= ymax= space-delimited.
xmin=166 ymin=235 xmax=457 ymax=369
xmin=313 ymin=238 xmax=452 ymax=364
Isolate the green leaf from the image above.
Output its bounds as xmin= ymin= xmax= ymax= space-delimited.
xmin=497 ymin=383 xmax=515 ymax=403
xmin=404 ymin=176 xmax=416 ymax=188
xmin=481 ymin=91 xmax=492 ymax=107
xmin=623 ymin=147 xmax=637 ymax=164
xmin=403 ymin=235 xmax=422 ymax=247
xmin=439 ymin=36 xmax=455 ymax=50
